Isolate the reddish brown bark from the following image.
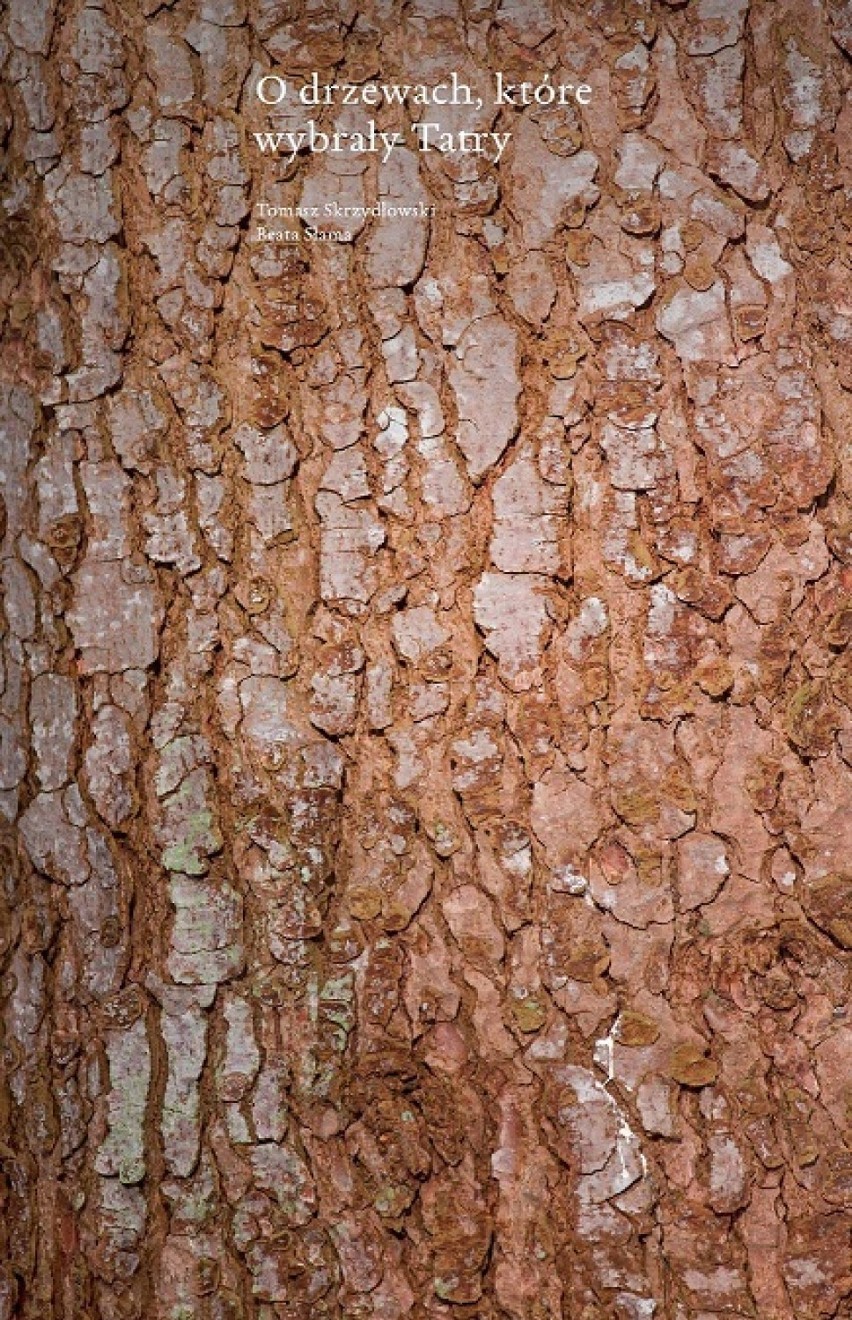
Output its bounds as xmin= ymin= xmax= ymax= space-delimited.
xmin=2 ymin=1 xmax=852 ymax=1316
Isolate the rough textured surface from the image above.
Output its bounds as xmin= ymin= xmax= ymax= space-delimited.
xmin=2 ymin=1 xmax=852 ymax=1317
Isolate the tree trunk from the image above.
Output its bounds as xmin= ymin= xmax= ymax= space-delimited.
xmin=2 ymin=1 xmax=852 ymax=1316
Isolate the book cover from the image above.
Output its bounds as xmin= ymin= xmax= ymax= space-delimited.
xmin=1 ymin=0 xmax=851 ymax=1315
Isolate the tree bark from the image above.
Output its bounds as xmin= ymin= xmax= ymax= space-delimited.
xmin=2 ymin=1 xmax=852 ymax=1316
